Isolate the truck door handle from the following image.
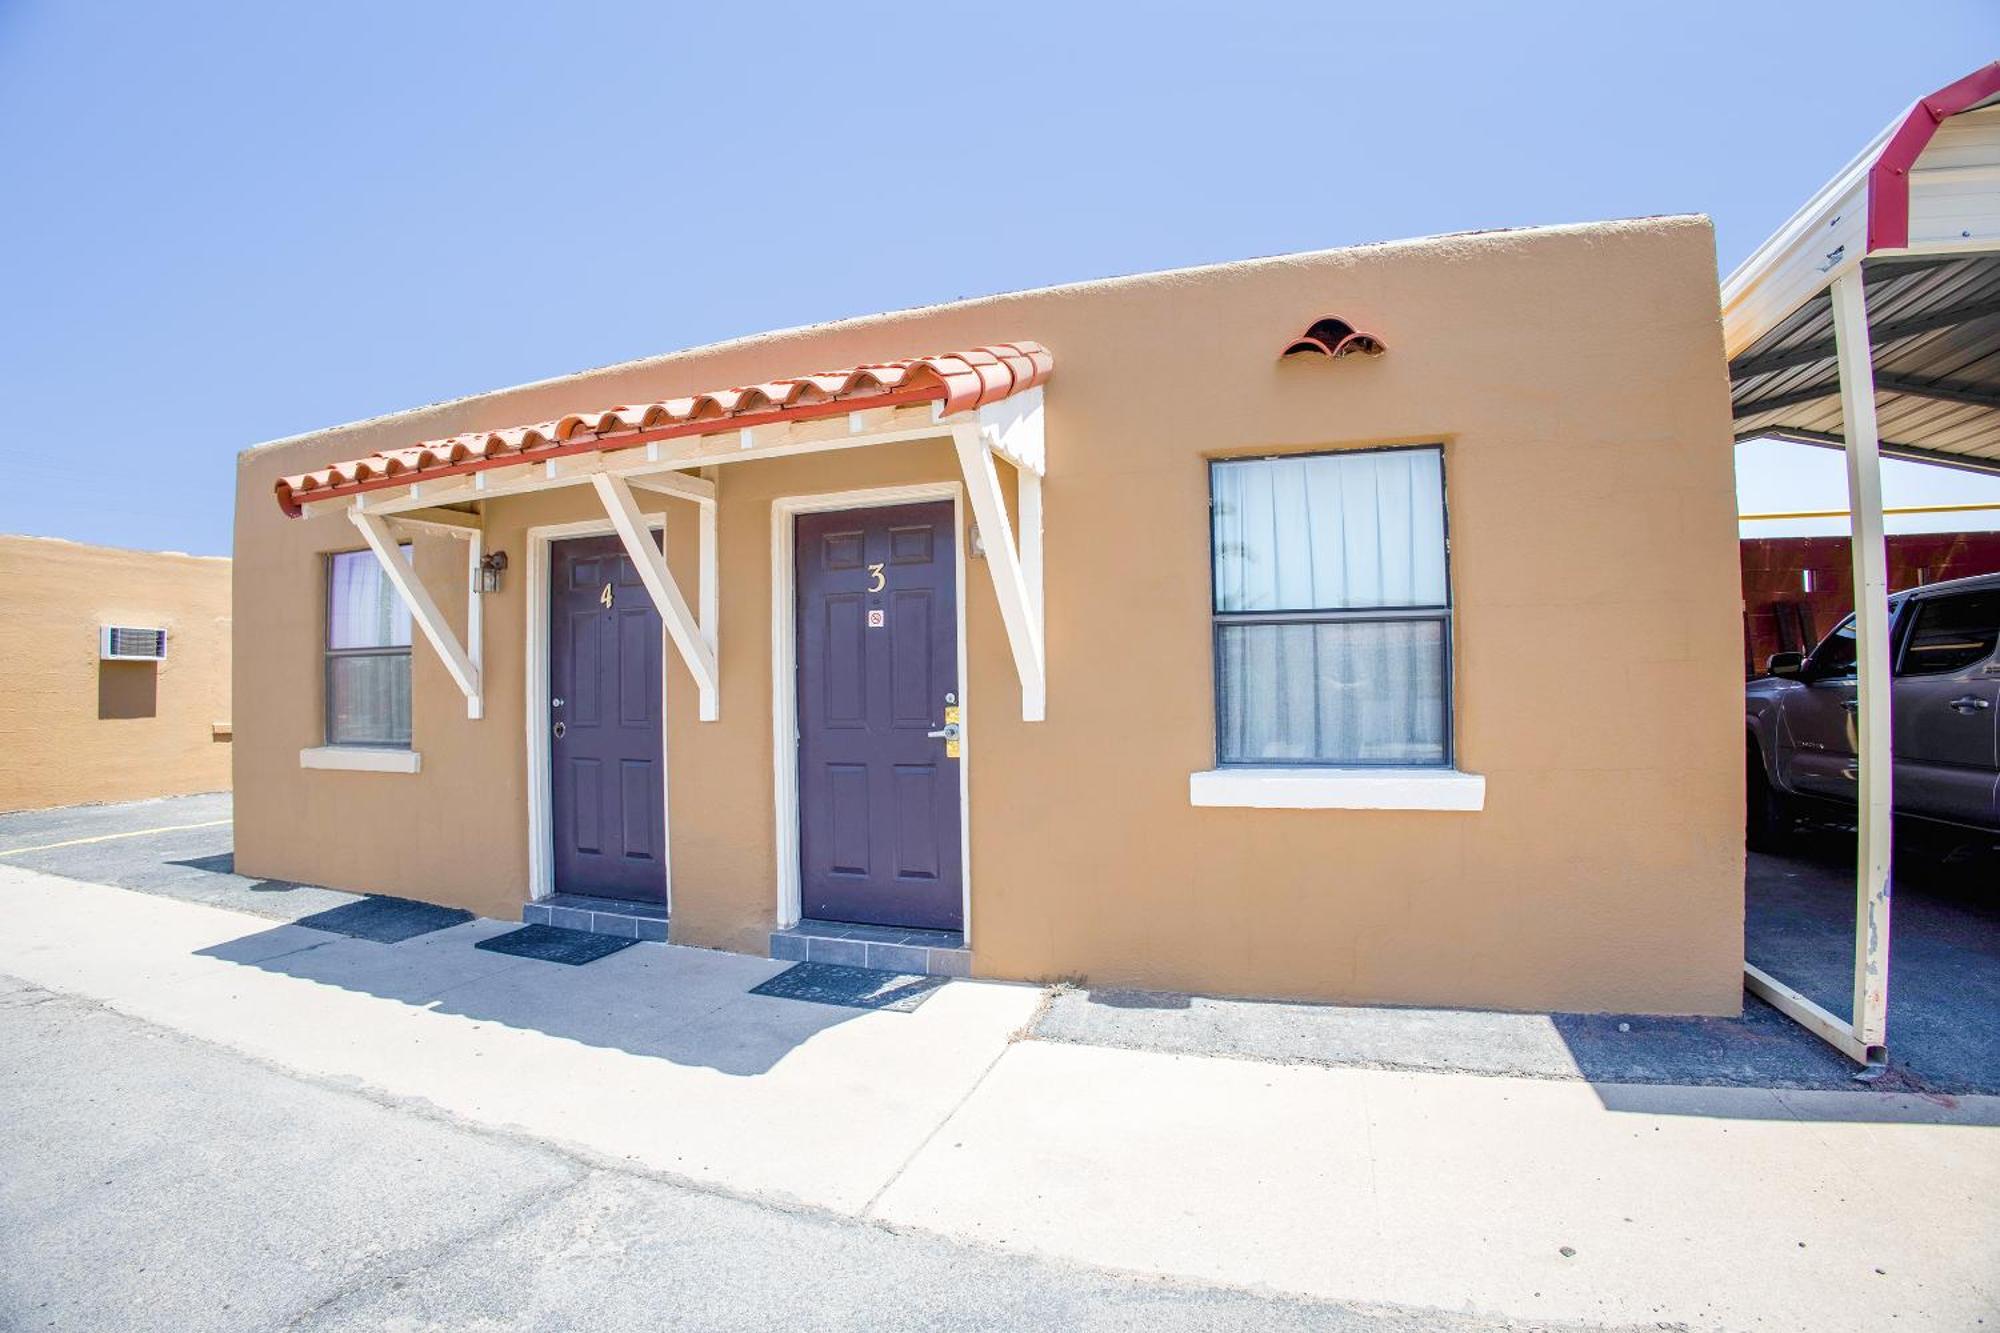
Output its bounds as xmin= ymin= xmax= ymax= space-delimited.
xmin=1841 ymin=700 xmax=1860 ymax=712
xmin=1950 ymin=695 xmax=1992 ymax=713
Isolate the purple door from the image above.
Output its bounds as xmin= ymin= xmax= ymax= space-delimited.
xmin=550 ymin=534 xmax=667 ymax=905
xmin=796 ymin=502 xmax=963 ymax=930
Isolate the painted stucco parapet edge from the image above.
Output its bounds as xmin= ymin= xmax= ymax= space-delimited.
xmin=1188 ymin=767 xmax=1485 ymax=811
xmin=299 ymin=746 xmax=422 ymax=774
xmin=238 ymin=215 xmax=1711 ymax=466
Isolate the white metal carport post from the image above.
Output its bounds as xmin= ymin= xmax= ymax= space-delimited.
xmin=1738 ymin=270 xmax=1894 ymax=1069
xmin=1829 ymin=271 xmax=1893 ymax=1064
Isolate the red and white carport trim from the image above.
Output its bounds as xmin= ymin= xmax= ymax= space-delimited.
xmin=1722 ymin=63 xmax=2000 ymax=1066
xmin=278 ymin=342 xmax=1052 ymax=723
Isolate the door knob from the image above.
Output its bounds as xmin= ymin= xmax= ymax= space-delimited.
xmin=1949 ymin=695 xmax=1992 ymax=713
xmin=926 ymin=721 xmax=962 ymax=742
xmin=552 ymin=721 xmax=566 ymax=739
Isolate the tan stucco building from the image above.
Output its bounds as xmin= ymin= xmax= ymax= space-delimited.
xmin=233 ymin=216 xmax=1746 ymax=1015
xmin=0 ymin=535 xmax=232 ymax=812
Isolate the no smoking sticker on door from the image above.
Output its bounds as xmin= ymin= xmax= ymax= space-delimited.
xmin=867 ymin=609 xmax=885 ymax=628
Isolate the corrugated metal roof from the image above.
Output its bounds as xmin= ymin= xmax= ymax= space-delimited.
xmin=1723 ymin=66 xmax=2000 ymax=470
xmin=1730 ymin=253 xmax=2000 ymax=469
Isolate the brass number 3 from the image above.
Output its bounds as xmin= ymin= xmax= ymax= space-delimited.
xmin=867 ymin=563 xmax=885 ymax=593
xmin=600 ymin=582 xmax=613 ymax=609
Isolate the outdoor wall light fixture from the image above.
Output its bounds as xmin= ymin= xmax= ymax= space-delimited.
xmin=477 ymin=550 xmax=508 ymax=594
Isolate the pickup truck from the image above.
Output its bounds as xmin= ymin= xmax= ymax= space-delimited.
xmin=1745 ymin=570 xmax=2000 ymax=845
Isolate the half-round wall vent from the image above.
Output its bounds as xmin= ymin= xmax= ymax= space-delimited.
xmin=1281 ymin=317 xmax=1385 ymax=360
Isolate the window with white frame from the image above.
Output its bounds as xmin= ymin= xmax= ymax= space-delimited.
xmin=325 ymin=546 xmax=413 ymax=747
xmin=1210 ymin=446 xmax=1451 ymax=767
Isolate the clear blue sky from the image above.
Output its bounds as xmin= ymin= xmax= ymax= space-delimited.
xmin=2 ymin=3 xmax=1993 ymax=556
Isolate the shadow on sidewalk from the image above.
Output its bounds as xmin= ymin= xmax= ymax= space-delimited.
xmin=194 ymin=918 xmax=868 ymax=1078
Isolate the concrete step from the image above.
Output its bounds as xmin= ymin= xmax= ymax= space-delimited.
xmin=523 ymin=893 xmax=667 ymax=942
xmin=769 ymin=919 xmax=969 ymax=977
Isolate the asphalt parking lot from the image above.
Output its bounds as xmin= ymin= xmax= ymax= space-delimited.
xmin=1746 ymin=824 xmax=2000 ymax=1092
xmin=0 ymin=792 xmax=358 ymax=923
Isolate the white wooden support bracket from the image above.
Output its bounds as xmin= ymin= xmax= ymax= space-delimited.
xmin=592 ymin=472 xmax=719 ymax=720
xmin=627 ymin=469 xmax=720 ymax=706
xmin=350 ymin=508 xmax=484 ymax=720
xmin=382 ymin=506 xmax=483 ymax=536
xmin=697 ymin=470 xmax=718 ymax=677
xmin=953 ymin=423 xmax=1045 ymax=721
xmin=626 ymin=472 xmax=716 ymax=507
xmin=464 ymin=525 xmax=484 ymax=713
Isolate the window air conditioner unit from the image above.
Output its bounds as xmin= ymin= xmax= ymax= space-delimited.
xmin=100 ymin=626 xmax=168 ymax=661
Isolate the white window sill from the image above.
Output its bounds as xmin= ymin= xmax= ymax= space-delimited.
xmin=1189 ymin=766 xmax=1485 ymax=811
xmin=299 ymin=746 xmax=422 ymax=774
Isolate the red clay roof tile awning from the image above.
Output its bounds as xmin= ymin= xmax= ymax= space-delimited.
xmin=276 ymin=341 xmax=1052 ymax=516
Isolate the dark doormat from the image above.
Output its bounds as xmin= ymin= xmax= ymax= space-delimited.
xmin=474 ymin=924 xmax=638 ymax=966
xmin=750 ymin=962 xmax=947 ymax=1012
xmin=294 ymin=895 xmax=473 ymax=943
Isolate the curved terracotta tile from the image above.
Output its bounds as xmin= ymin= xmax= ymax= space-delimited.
xmin=1281 ymin=318 xmax=1385 ymax=360
xmin=277 ymin=342 xmax=1052 ymax=515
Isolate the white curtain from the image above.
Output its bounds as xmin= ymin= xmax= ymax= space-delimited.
xmin=1217 ymin=621 xmax=1444 ymax=764
xmin=1212 ymin=449 xmax=1446 ymax=612
xmin=1212 ymin=450 xmax=1448 ymax=764
xmin=328 ymin=548 xmax=413 ymax=649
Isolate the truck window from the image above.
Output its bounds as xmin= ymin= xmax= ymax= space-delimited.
xmin=1899 ymin=591 xmax=2000 ymax=677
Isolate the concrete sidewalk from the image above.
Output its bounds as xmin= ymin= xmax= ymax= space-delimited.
xmin=0 ymin=975 xmax=1566 ymax=1333
xmin=2 ymin=864 xmax=1995 ymax=1332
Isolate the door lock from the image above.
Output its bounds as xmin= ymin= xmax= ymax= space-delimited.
xmin=552 ymin=721 xmax=566 ymax=739
xmin=928 ymin=700 xmax=963 ymax=757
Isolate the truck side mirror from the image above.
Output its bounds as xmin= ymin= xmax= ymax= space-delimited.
xmin=1765 ymin=652 xmax=1806 ymax=679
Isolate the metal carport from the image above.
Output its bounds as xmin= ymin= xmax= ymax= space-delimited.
xmin=1721 ymin=61 xmax=2000 ymax=1066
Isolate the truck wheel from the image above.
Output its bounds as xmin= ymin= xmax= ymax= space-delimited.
xmin=1747 ymin=744 xmax=1792 ymax=852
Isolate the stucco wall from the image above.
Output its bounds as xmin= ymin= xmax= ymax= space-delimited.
xmin=0 ymin=536 xmax=232 ymax=812
xmin=233 ymin=217 xmax=1746 ymax=1015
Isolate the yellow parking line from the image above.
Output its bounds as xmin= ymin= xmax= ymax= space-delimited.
xmin=0 ymin=819 xmax=232 ymax=857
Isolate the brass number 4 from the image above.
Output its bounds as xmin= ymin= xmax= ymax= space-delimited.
xmin=600 ymin=582 xmax=613 ymax=609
